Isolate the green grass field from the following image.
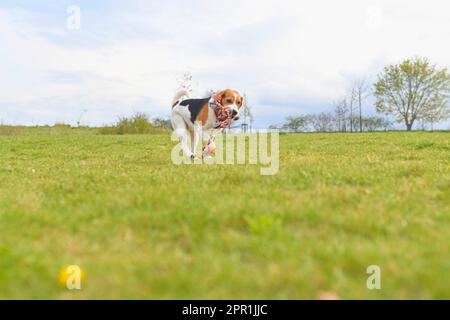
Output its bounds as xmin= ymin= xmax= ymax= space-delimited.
xmin=0 ymin=128 xmax=449 ymax=299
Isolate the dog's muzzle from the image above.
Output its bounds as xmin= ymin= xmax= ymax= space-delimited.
xmin=232 ymin=110 xmax=240 ymax=121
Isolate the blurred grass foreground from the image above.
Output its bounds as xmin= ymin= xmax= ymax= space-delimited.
xmin=0 ymin=126 xmax=449 ymax=299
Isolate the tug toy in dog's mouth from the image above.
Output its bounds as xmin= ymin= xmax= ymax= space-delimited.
xmin=202 ymin=139 xmax=216 ymax=158
xmin=213 ymin=104 xmax=233 ymax=129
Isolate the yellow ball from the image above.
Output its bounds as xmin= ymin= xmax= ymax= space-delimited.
xmin=59 ymin=265 xmax=85 ymax=289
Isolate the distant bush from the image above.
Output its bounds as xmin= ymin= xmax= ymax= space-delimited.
xmin=0 ymin=125 xmax=22 ymax=136
xmin=48 ymin=123 xmax=73 ymax=135
xmin=99 ymin=113 xmax=166 ymax=135
xmin=53 ymin=123 xmax=71 ymax=129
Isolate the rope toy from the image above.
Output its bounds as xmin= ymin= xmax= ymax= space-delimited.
xmin=202 ymin=138 xmax=216 ymax=157
xmin=202 ymin=92 xmax=234 ymax=158
xmin=213 ymin=106 xmax=232 ymax=129
xmin=213 ymin=94 xmax=233 ymax=129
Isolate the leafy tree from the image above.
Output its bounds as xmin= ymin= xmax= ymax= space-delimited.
xmin=268 ymin=124 xmax=281 ymax=130
xmin=374 ymin=57 xmax=450 ymax=131
xmin=281 ymin=115 xmax=309 ymax=132
xmin=361 ymin=116 xmax=392 ymax=132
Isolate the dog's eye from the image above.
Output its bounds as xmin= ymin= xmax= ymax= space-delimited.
xmin=226 ymin=99 xmax=233 ymax=103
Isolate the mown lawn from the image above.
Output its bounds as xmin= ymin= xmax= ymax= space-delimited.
xmin=0 ymin=129 xmax=449 ymax=299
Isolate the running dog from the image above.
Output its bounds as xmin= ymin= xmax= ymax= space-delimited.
xmin=171 ymin=89 xmax=243 ymax=159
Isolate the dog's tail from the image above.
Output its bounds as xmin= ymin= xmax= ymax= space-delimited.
xmin=171 ymin=90 xmax=190 ymax=108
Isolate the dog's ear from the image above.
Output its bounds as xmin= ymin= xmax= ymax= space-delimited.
xmin=215 ymin=90 xmax=224 ymax=105
xmin=239 ymin=93 xmax=244 ymax=109
xmin=233 ymin=90 xmax=244 ymax=108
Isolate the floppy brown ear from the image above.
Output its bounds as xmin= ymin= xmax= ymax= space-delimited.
xmin=234 ymin=90 xmax=244 ymax=108
xmin=215 ymin=91 xmax=224 ymax=105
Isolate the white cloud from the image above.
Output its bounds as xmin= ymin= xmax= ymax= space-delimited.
xmin=0 ymin=0 xmax=449 ymax=127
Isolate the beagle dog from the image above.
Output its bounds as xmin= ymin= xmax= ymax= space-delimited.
xmin=171 ymin=89 xmax=244 ymax=159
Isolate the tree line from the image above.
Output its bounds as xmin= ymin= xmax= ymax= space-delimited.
xmin=272 ymin=57 xmax=450 ymax=132
xmin=270 ymin=113 xmax=392 ymax=133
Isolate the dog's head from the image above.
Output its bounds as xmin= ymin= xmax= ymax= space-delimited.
xmin=216 ymin=89 xmax=244 ymax=121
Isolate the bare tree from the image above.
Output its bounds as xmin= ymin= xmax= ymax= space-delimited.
xmin=349 ymin=86 xmax=355 ymax=132
xmin=333 ymin=100 xmax=341 ymax=131
xmin=241 ymin=93 xmax=254 ymax=133
xmin=310 ymin=112 xmax=335 ymax=132
xmin=351 ymin=78 xmax=370 ymax=132
xmin=77 ymin=109 xmax=88 ymax=127
xmin=334 ymin=98 xmax=349 ymax=132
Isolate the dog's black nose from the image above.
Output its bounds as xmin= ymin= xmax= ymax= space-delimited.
xmin=232 ymin=110 xmax=238 ymax=117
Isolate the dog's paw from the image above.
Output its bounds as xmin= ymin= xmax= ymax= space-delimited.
xmin=190 ymin=154 xmax=202 ymax=161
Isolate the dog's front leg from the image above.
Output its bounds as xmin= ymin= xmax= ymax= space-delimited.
xmin=202 ymin=129 xmax=221 ymax=158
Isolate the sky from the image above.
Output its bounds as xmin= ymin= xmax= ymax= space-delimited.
xmin=1 ymin=0 xmax=449 ymax=129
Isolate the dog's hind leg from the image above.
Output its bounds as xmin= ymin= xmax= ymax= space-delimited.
xmin=190 ymin=131 xmax=195 ymax=157
xmin=180 ymin=129 xmax=193 ymax=159
xmin=172 ymin=114 xmax=193 ymax=158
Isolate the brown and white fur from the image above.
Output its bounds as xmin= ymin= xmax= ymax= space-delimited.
xmin=171 ymin=89 xmax=243 ymax=159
